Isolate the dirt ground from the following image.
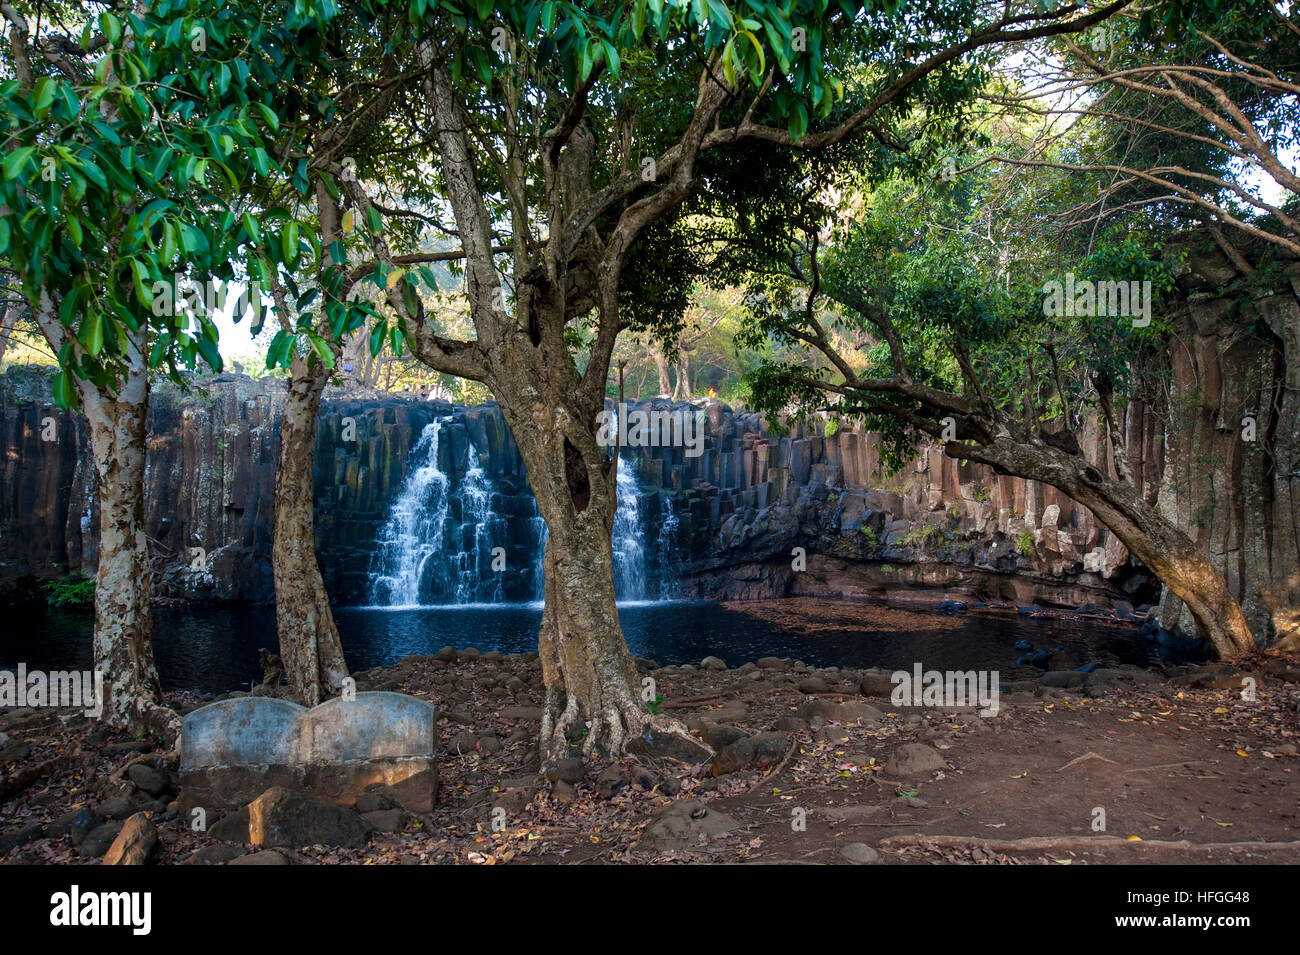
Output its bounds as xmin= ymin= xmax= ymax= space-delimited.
xmin=2 ymin=610 xmax=1298 ymax=866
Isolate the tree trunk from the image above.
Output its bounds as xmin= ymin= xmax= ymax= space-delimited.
xmin=966 ymin=437 xmax=1255 ymax=658
xmin=649 ymin=343 xmax=672 ymax=396
xmin=78 ymin=337 xmax=177 ymax=739
xmin=672 ymin=353 xmax=690 ymax=401
xmin=496 ymin=390 xmax=705 ymax=764
xmin=273 ymin=356 xmax=348 ymax=705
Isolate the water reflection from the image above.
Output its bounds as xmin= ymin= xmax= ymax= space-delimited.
xmin=2 ymin=599 xmax=1156 ymax=695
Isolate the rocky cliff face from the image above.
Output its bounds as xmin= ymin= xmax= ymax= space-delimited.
xmin=620 ymin=400 xmax=1151 ymax=611
xmin=2 ymin=369 xmax=1142 ymax=610
xmin=1151 ymin=238 xmax=1300 ymax=648
xmin=0 ymin=248 xmax=1293 ymax=646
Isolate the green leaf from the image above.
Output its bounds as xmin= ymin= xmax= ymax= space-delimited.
xmin=195 ymin=331 xmax=222 ymax=372
xmin=98 ymin=11 xmax=123 ymax=46
xmin=3 ymin=146 xmax=36 ymax=180
xmin=33 ymin=77 xmax=56 ymax=115
xmin=310 ymin=335 xmax=335 ymax=367
xmin=255 ymin=102 xmax=280 ymax=132
xmin=369 ymin=318 xmax=387 ymax=357
xmin=129 ymin=259 xmax=155 ymax=309
xmin=52 ymin=370 xmax=77 ymax=409
xmin=282 ymin=221 xmax=299 ymax=266
xmin=79 ymin=310 xmax=104 ymax=356
xmin=265 ymin=329 xmax=294 ymax=369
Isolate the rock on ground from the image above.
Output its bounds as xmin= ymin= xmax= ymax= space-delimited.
xmin=103 ymin=813 xmax=158 ymax=865
xmin=884 ymin=743 xmax=948 ymax=775
xmin=639 ymin=799 xmax=740 ymax=849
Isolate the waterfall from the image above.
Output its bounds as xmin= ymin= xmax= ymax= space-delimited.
xmin=367 ymin=421 xmax=449 ymax=607
xmin=368 ymin=419 xmax=679 ymax=606
xmin=368 ymin=419 xmax=541 ymax=606
xmin=612 ymin=457 xmax=648 ymax=599
xmin=654 ymin=493 xmax=681 ymax=599
xmin=611 ymin=455 xmax=682 ymax=601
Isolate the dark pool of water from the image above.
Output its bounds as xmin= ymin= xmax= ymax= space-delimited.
xmin=1 ymin=598 xmax=1168 ymax=694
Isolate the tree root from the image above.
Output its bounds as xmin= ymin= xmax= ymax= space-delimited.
xmin=119 ymin=700 xmax=181 ymax=753
xmin=541 ymin=684 xmax=712 ymax=767
xmin=0 ymin=743 xmax=83 ymax=802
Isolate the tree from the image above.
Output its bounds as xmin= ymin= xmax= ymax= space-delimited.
xmin=0 ymin=0 xmax=317 ymax=731
xmin=317 ymin=0 xmax=1130 ymax=763
xmin=984 ymin=0 xmax=1300 ymax=258
xmin=739 ymin=156 xmax=1257 ymax=658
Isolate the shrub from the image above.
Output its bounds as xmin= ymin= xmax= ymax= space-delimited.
xmin=1016 ymin=531 xmax=1036 ymax=558
xmin=42 ymin=573 xmax=95 ymax=608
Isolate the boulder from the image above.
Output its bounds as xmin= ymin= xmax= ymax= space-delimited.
xmin=353 ymin=791 xmax=394 ymax=814
xmin=1040 ymin=670 xmax=1086 ymax=689
xmin=97 ymin=796 xmax=137 ymax=821
xmin=698 ymin=723 xmax=747 ymax=751
xmin=247 ymin=787 xmax=369 ymax=849
xmin=797 ymin=699 xmax=882 ymax=724
xmin=859 ymin=671 xmax=898 ymax=697
xmin=182 ymin=844 xmax=247 ymax=865
xmin=0 ymin=822 xmax=43 ymax=855
xmin=884 ymin=743 xmax=947 ymax=775
xmin=710 ymin=732 xmax=789 ymax=776
xmin=639 ymin=799 xmax=740 ymax=848
xmin=840 ymin=842 xmax=879 ymax=864
xmin=103 ymin=813 xmax=157 ymax=865
xmin=362 ymin=809 xmax=404 ymax=833
xmin=78 ymin=822 xmax=125 ymax=859
xmin=229 ymin=850 xmax=290 ymax=865
xmin=209 ymin=806 xmax=250 ymax=843
xmin=128 ymin=763 xmax=170 ymax=797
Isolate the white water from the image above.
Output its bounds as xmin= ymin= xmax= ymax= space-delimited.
xmin=367 ymin=421 xmax=449 ymax=607
xmin=369 ymin=422 xmax=678 ymax=607
xmin=612 ymin=457 xmax=648 ymax=598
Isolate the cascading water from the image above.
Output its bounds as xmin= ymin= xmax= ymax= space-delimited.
xmin=654 ymin=494 xmax=682 ymax=599
xmin=369 ymin=419 xmax=542 ymax=606
xmin=367 ymin=421 xmax=449 ymax=607
xmin=610 ymin=455 xmax=683 ymax=601
xmin=450 ymin=450 xmax=504 ymax=603
xmin=368 ymin=419 xmax=679 ymax=606
xmin=612 ymin=457 xmax=648 ymax=598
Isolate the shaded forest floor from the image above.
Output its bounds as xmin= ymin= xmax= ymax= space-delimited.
xmin=2 ymin=625 xmax=1299 ymax=865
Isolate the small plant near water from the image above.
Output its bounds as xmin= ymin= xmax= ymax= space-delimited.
xmin=903 ymin=525 xmax=944 ymax=548
xmin=42 ymin=573 xmax=94 ymax=608
xmin=1016 ymin=531 xmax=1037 ymax=558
